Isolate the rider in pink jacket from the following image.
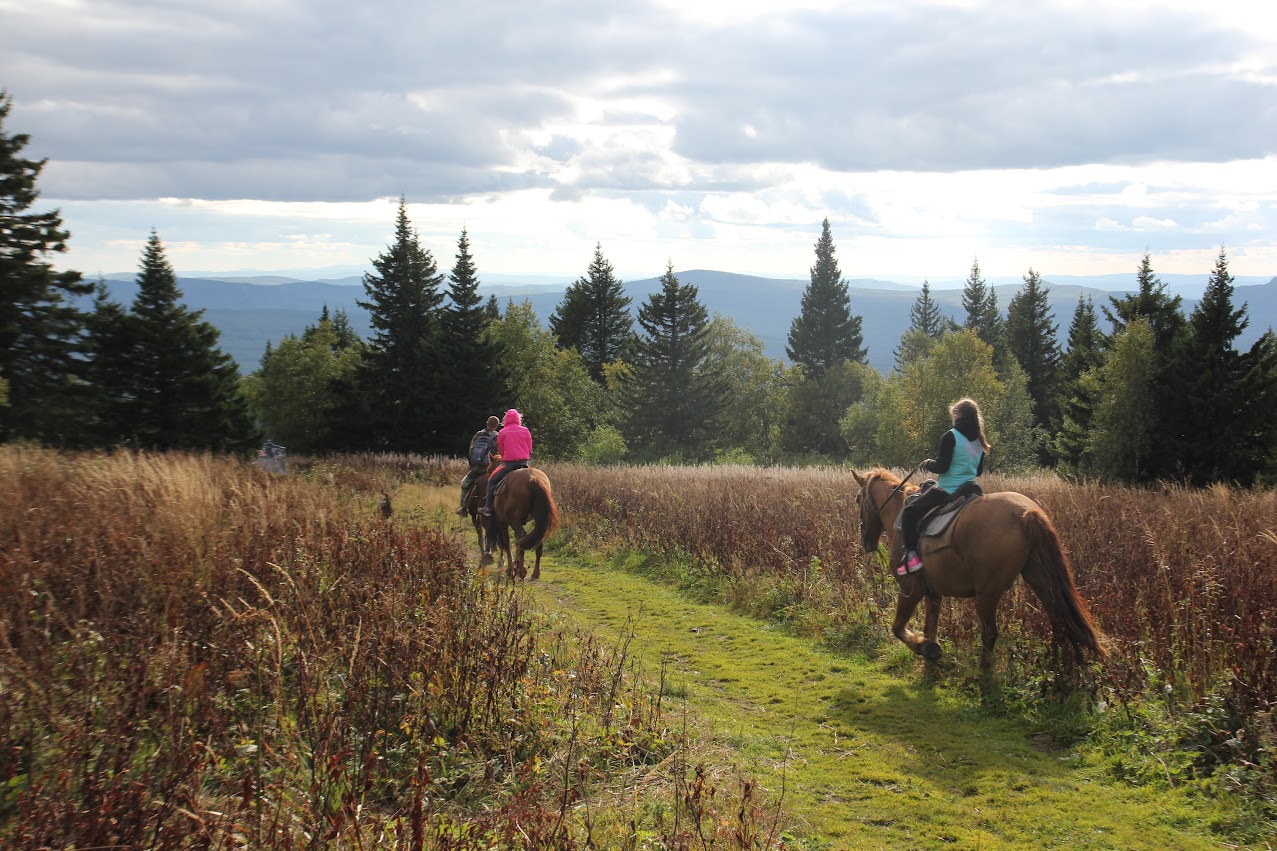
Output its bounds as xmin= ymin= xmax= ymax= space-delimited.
xmin=480 ymin=409 xmax=532 ymax=517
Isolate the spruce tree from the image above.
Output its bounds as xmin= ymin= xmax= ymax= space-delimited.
xmin=356 ymin=198 xmax=446 ymax=452
xmin=0 ymin=91 xmax=94 ymax=444
xmin=895 ymin=280 xmax=948 ymax=368
xmin=99 ymin=231 xmax=256 ymax=451
xmin=961 ymin=257 xmax=1004 ymax=361
xmin=786 ymin=218 xmax=866 ymax=377
xmin=549 ymin=243 xmax=633 ymax=381
xmin=439 ymin=228 xmax=505 ymax=444
xmin=1178 ymin=247 xmax=1277 ymax=484
xmin=1053 ymin=295 xmax=1104 ymax=475
xmin=1102 ymin=251 xmax=1184 ymax=350
xmin=624 ymin=264 xmax=724 ymax=459
xmin=1006 ymin=268 xmax=1062 ymax=456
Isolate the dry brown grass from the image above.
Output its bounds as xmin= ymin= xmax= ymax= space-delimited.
xmin=0 ymin=447 xmax=778 ymax=848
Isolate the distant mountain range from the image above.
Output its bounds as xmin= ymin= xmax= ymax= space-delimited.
xmin=93 ymin=270 xmax=1277 ymax=375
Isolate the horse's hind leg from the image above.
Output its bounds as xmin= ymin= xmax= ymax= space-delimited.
xmin=530 ymin=544 xmax=543 ymax=580
xmin=975 ymin=593 xmax=1000 ymax=674
xmin=920 ymin=595 xmax=944 ymax=661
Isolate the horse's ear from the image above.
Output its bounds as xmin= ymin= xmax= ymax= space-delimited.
xmin=851 ymin=469 xmax=866 ymax=486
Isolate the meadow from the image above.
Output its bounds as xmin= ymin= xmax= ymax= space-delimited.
xmin=3 ymin=448 xmax=1274 ymax=847
xmin=544 ymin=462 xmax=1276 ymax=833
xmin=0 ymin=447 xmax=776 ymax=848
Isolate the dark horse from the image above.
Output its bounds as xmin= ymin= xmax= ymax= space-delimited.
xmin=463 ymin=466 xmax=494 ymax=556
xmin=480 ymin=467 xmax=559 ymax=580
xmin=852 ymin=468 xmax=1105 ymax=672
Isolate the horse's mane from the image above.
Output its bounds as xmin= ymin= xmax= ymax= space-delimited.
xmin=863 ymin=467 xmax=919 ymax=494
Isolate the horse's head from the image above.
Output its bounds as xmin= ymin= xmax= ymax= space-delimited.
xmin=851 ymin=469 xmax=885 ymax=553
xmin=852 ymin=468 xmax=911 ymax=553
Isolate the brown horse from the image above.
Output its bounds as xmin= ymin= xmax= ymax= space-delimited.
xmin=852 ymin=468 xmax=1105 ymax=672
xmin=482 ymin=467 xmax=559 ymax=580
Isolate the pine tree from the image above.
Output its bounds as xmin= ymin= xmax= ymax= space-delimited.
xmin=1178 ymin=247 xmax=1277 ymax=484
xmin=356 ymin=198 xmax=446 ymax=452
xmin=961 ymin=257 xmax=1004 ymax=360
xmin=549 ymin=243 xmax=633 ymax=381
xmin=624 ymin=264 xmax=725 ymax=459
xmin=1006 ymin=268 xmax=1062 ymax=456
xmin=0 ymin=91 xmax=94 ymax=444
xmin=1053 ymin=295 xmax=1104 ymax=475
xmin=438 ymin=228 xmax=505 ymax=445
xmin=98 ymin=231 xmax=257 ymax=451
xmin=786 ymin=218 xmax=866 ymax=377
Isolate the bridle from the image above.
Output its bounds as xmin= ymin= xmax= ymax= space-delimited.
xmin=862 ymin=463 xmax=924 ymax=520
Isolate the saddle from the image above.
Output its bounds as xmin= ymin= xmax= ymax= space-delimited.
xmin=894 ymin=481 xmax=984 ymax=556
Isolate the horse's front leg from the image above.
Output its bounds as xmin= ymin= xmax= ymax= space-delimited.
xmin=892 ymin=588 xmax=941 ymax=661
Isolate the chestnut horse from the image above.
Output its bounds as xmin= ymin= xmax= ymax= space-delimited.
xmin=852 ymin=468 xmax=1105 ymax=672
xmin=480 ymin=467 xmax=559 ymax=580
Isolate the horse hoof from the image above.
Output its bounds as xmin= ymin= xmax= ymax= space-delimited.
xmin=481 ymin=553 xmax=494 ymax=566
xmin=921 ymin=641 xmax=943 ymax=661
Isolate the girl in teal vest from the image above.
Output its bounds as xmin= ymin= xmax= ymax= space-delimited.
xmin=897 ymin=397 xmax=991 ymax=577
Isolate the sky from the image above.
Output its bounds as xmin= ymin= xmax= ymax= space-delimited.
xmin=3 ymin=0 xmax=1277 ymax=284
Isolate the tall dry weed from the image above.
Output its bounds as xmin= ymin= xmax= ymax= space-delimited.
xmin=0 ymin=447 xmax=776 ymax=848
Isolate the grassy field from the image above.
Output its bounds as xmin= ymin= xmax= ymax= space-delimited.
xmin=540 ymin=461 xmax=1276 ymax=844
xmin=524 ymin=552 xmax=1235 ymax=849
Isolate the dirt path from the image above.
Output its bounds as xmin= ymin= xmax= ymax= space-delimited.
xmin=516 ymin=552 xmax=1229 ymax=850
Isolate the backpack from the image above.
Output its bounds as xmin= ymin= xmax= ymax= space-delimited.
xmin=469 ymin=432 xmax=496 ymax=466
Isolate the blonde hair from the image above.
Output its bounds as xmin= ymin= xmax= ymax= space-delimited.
xmin=950 ymin=397 xmax=991 ymax=453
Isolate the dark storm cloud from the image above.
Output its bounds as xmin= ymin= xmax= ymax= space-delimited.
xmin=4 ymin=0 xmax=1273 ymax=203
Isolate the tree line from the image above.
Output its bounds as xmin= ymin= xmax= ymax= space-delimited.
xmin=4 ymin=90 xmax=1276 ymax=484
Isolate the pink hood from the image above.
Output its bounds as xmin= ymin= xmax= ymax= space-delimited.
xmin=497 ymin=409 xmax=532 ymax=460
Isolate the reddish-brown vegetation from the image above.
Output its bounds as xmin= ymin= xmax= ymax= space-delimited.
xmin=0 ymin=448 xmax=776 ymax=848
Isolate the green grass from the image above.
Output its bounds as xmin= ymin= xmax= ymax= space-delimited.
xmin=519 ymin=548 xmax=1240 ymax=850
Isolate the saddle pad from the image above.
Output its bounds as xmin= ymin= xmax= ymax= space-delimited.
xmin=918 ymin=494 xmax=978 ymax=555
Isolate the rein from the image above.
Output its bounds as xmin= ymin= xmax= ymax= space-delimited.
xmin=868 ymin=462 xmax=924 ymax=518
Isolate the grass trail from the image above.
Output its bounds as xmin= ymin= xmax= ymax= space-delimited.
xmin=514 ymin=550 xmax=1229 ymax=850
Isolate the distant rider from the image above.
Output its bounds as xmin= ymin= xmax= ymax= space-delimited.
xmin=456 ymin=415 xmax=501 ymax=516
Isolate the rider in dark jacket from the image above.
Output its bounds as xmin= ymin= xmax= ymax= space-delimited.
xmin=897 ymin=397 xmax=990 ymax=577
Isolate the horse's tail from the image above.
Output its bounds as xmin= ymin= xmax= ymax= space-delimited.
xmin=518 ymin=475 xmax=560 ymax=551
xmin=1020 ymin=507 xmax=1106 ymax=660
